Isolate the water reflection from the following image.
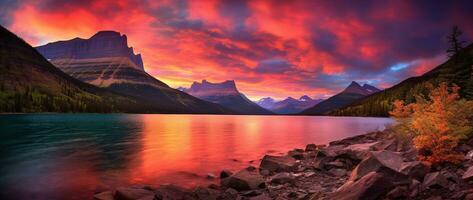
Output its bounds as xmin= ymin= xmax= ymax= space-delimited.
xmin=0 ymin=114 xmax=392 ymax=200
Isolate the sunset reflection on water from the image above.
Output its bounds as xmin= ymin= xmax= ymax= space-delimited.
xmin=0 ymin=114 xmax=392 ymax=199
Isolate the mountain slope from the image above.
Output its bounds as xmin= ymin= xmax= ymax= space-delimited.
xmin=0 ymin=25 xmax=149 ymax=113
xmin=257 ymin=96 xmax=323 ymax=114
xmin=35 ymin=31 xmax=231 ymax=114
xmin=330 ymin=44 xmax=473 ymax=117
xmin=300 ymin=82 xmax=380 ymax=115
xmin=180 ymin=80 xmax=272 ymax=114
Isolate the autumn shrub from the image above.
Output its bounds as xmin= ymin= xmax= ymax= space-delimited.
xmin=390 ymin=82 xmax=473 ymax=164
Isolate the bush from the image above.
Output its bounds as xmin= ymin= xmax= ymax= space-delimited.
xmin=390 ymin=82 xmax=473 ymax=164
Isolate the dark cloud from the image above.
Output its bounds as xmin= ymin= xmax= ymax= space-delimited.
xmin=255 ymin=59 xmax=293 ymax=74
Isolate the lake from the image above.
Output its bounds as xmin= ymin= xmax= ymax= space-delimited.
xmin=0 ymin=114 xmax=393 ymax=199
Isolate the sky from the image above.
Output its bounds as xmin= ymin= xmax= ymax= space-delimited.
xmin=1 ymin=0 xmax=472 ymax=100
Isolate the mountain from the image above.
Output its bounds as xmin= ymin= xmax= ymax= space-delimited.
xmin=256 ymin=96 xmax=323 ymax=114
xmin=330 ymin=44 xmax=473 ymax=117
xmin=300 ymin=81 xmax=380 ymax=115
xmin=256 ymin=97 xmax=276 ymax=109
xmin=37 ymin=31 xmax=144 ymax=70
xmin=0 ymin=25 xmax=153 ymax=112
xmin=180 ymin=80 xmax=272 ymax=114
xmin=34 ymin=30 xmax=230 ymax=114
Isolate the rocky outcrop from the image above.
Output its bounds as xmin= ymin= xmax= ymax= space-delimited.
xmin=94 ymin=130 xmax=473 ymax=200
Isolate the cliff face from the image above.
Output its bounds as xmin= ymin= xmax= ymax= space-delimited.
xmin=36 ymin=31 xmax=144 ymax=71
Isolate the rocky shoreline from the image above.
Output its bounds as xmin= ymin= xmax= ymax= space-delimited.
xmin=94 ymin=130 xmax=473 ymax=200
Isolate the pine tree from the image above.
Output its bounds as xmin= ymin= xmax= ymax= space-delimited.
xmin=446 ymin=26 xmax=466 ymax=58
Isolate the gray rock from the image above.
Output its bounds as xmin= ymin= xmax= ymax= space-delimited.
xmin=329 ymin=168 xmax=347 ymax=177
xmin=220 ymin=188 xmax=239 ymax=200
xmin=193 ymin=186 xmax=221 ymax=200
xmin=220 ymin=170 xmax=233 ymax=179
xmin=386 ymin=186 xmax=408 ymax=199
xmin=260 ymin=155 xmax=297 ymax=172
xmin=399 ymin=161 xmax=430 ymax=180
xmin=325 ymin=161 xmax=345 ymax=168
xmin=349 ymin=150 xmax=405 ymax=182
xmin=270 ymin=172 xmax=295 ymax=185
xmin=250 ymin=193 xmax=272 ymax=200
xmin=462 ymin=166 xmax=473 ymax=181
xmin=259 ymin=169 xmax=270 ymax=176
xmin=288 ymin=149 xmax=305 ymax=160
xmin=329 ymin=172 xmax=394 ymax=200
xmin=409 ymin=179 xmax=421 ymax=198
xmin=305 ymin=144 xmax=317 ymax=151
xmin=466 ymin=150 xmax=473 ymax=160
xmin=222 ymin=169 xmax=265 ymax=191
xmin=422 ymin=172 xmax=449 ymax=189
xmin=114 ymin=187 xmax=155 ymax=200
xmin=155 ymin=184 xmax=191 ymax=200
xmin=93 ymin=191 xmax=114 ymax=200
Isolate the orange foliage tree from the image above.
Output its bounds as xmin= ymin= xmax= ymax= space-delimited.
xmin=390 ymin=82 xmax=473 ymax=164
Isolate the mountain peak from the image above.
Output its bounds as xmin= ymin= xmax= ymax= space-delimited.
xmin=183 ymin=80 xmax=239 ymax=96
xmin=36 ymin=30 xmax=145 ymax=71
xmin=362 ymin=84 xmax=381 ymax=93
xmin=91 ymin=30 xmax=122 ymax=38
xmin=299 ymin=95 xmax=313 ymax=101
xmin=342 ymin=81 xmax=380 ymax=96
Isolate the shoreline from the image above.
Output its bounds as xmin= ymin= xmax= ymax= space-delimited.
xmin=94 ymin=130 xmax=473 ymax=200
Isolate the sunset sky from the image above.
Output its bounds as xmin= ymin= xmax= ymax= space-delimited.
xmin=1 ymin=0 xmax=472 ymax=100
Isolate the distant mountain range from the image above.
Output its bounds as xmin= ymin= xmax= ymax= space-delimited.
xmin=300 ymin=81 xmax=381 ymax=115
xmin=33 ymin=30 xmax=230 ymax=114
xmin=331 ymin=44 xmax=473 ymax=116
xmin=179 ymin=80 xmax=272 ymax=114
xmin=256 ymin=96 xmax=324 ymax=114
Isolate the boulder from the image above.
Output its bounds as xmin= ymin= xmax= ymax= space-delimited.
xmin=155 ymin=185 xmax=191 ymax=200
xmin=270 ymin=172 xmax=295 ymax=185
xmin=329 ymin=168 xmax=347 ymax=177
xmin=193 ymin=186 xmax=221 ymax=200
xmin=260 ymin=155 xmax=297 ymax=172
xmin=466 ymin=150 xmax=473 ymax=160
xmin=386 ymin=186 xmax=408 ymax=199
xmin=221 ymin=169 xmax=265 ymax=191
xmin=399 ymin=161 xmax=430 ymax=180
xmin=422 ymin=172 xmax=449 ymax=189
xmin=325 ymin=160 xmax=345 ymax=169
xmin=288 ymin=149 xmax=305 ymax=160
xmin=219 ymin=188 xmax=239 ymax=200
xmin=462 ymin=166 xmax=473 ymax=181
xmin=114 ymin=187 xmax=155 ymax=200
xmin=305 ymin=144 xmax=317 ymax=151
xmin=93 ymin=191 xmax=114 ymax=200
xmin=349 ymin=150 xmax=405 ymax=182
xmin=250 ymin=193 xmax=272 ymax=200
xmin=373 ymin=139 xmax=398 ymax=151
xmin=220 ymin=170 xmax=233 ymax=179
xmin=329 ymin=172 xmax=394 ymax=200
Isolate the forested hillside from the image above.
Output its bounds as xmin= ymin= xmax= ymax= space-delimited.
xmin=330 ymin=44 xmax=473 ymax=117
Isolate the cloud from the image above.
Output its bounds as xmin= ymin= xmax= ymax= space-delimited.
xmin=255 ymin=59 xmax=293 ymax=74
xmin=1 ymin=0 xmax=472 ymax=100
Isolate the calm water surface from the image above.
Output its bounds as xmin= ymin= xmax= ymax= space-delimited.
xmin=0 ymin=114 xmax=393 ymax=199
